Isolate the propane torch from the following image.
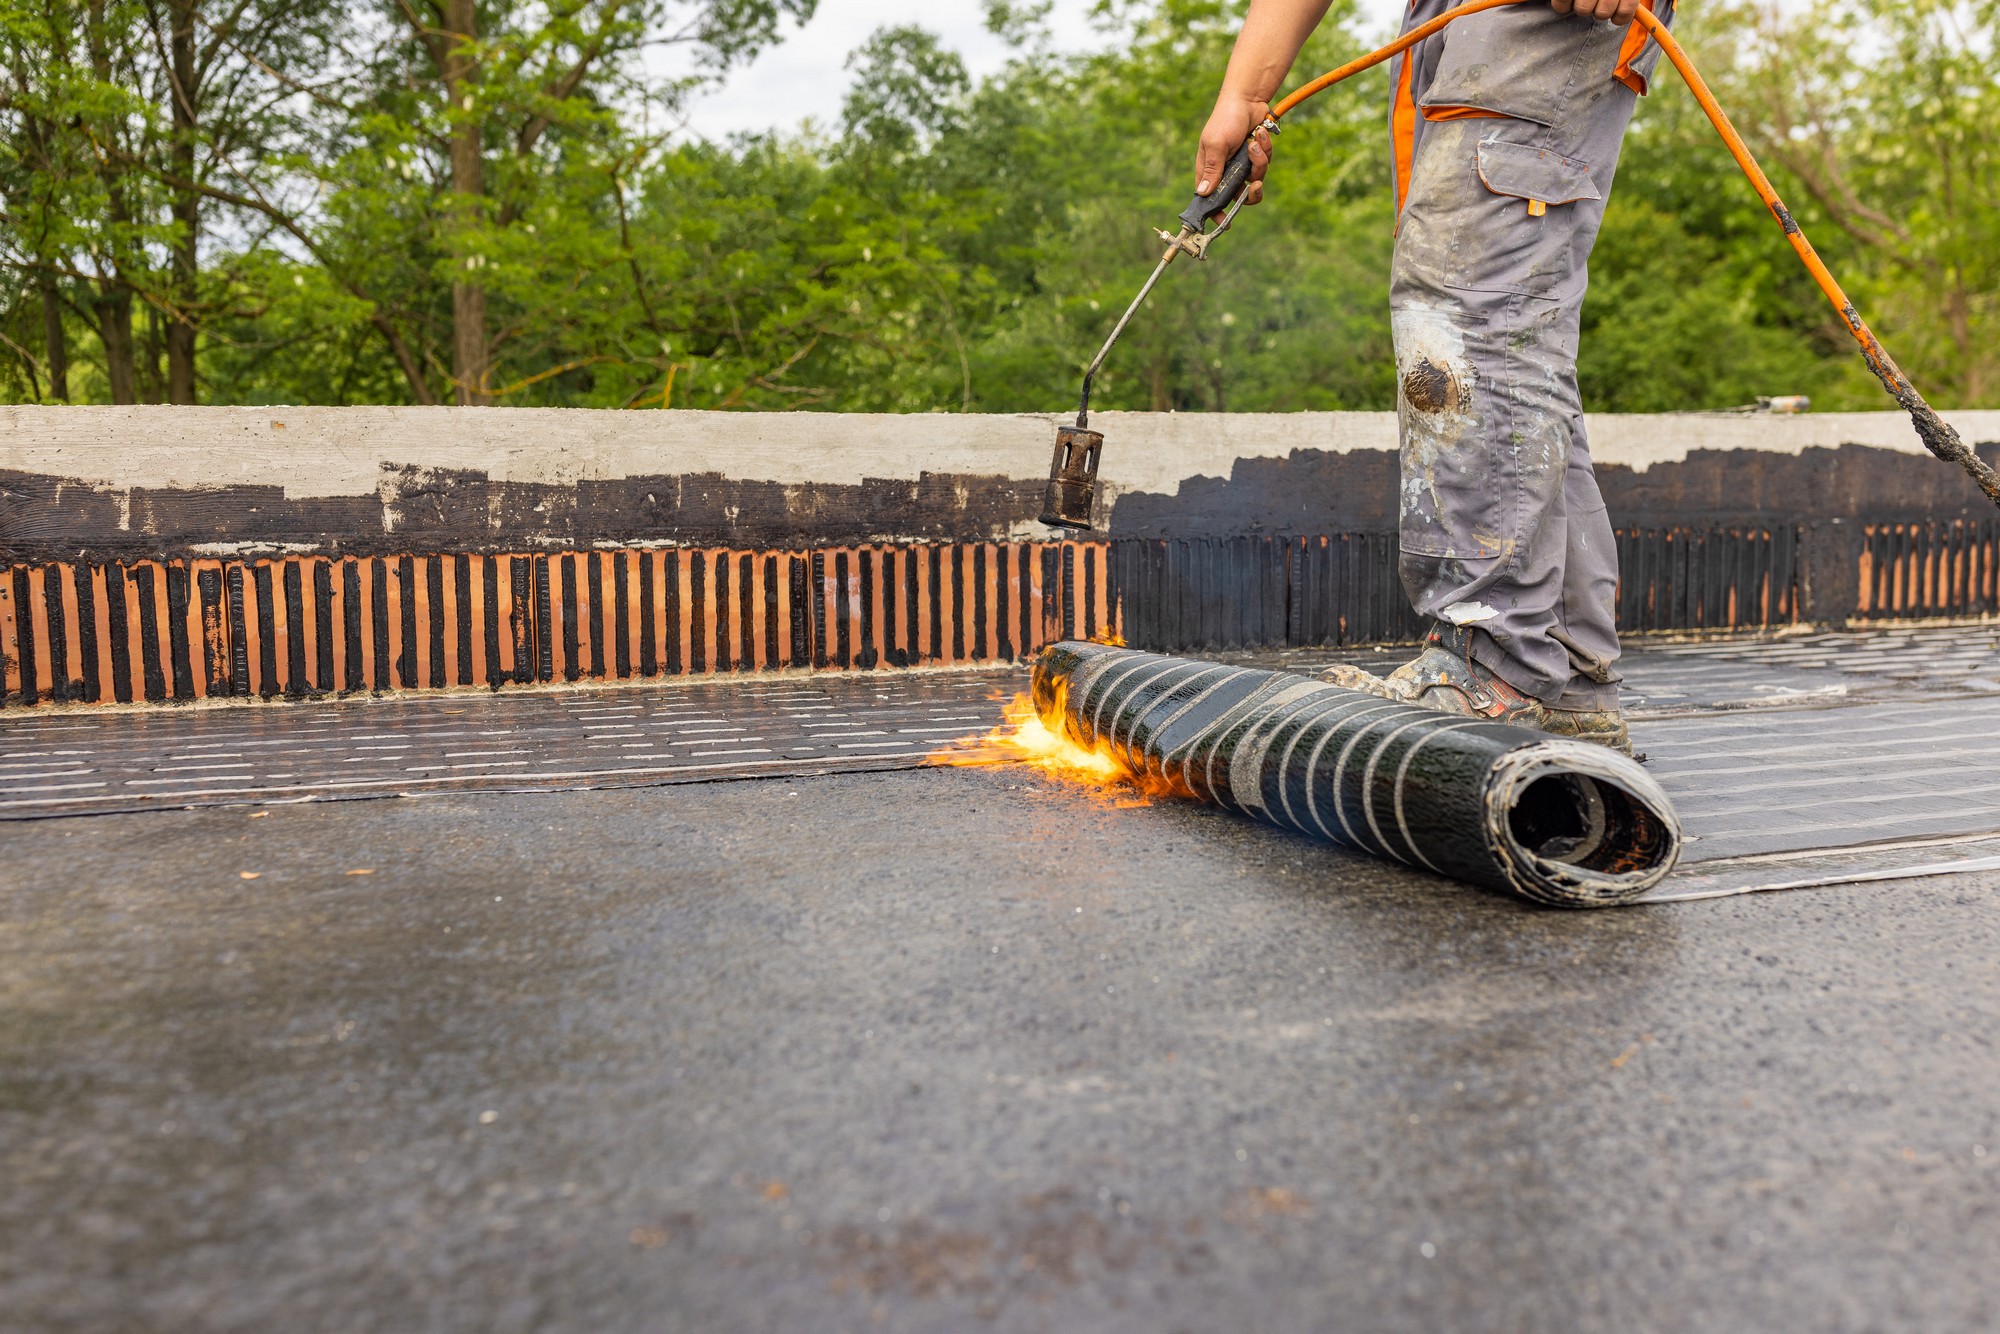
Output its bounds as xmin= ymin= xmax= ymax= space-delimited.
xmin=1037 ymin=124 xmax=1271 ymax=531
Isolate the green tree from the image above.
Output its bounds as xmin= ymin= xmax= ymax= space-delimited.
xmin=2 ymin=0 xmax=354 ymax=402
xmin=349 ymin=0 xmax=818 ymax=403
xmin=1574 ymin=3 xmax=1871 ymax=411
xmin=1724 ymin=0 xmax=2000 ymax=405
xmin=7 ymin=0 xmax=1990 ymax=413
xmin=3 ymin=0 xmax=161 ymax=401
xmin=934 ymin=0 xmax=1398 ymax=414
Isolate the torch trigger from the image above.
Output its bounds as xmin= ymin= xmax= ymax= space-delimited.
xmin=1158 ymin=196 xmax=1246 ymax=262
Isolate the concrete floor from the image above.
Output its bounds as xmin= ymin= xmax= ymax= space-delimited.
xmin=4 ymin=767 xmax=1998 ymax=1332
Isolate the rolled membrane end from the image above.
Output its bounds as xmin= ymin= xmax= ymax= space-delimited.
xmin=1483 ymin=740 xmax=1683 ymax=907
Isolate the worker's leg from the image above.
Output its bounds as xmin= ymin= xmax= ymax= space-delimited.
xmin=1388 ymin=114 xmax=1623 ymax=705
xmin=1386 ymin=4 xmax=1669 ymax=709
xmin=1556 ymin=409 xmax=1622 ymax=710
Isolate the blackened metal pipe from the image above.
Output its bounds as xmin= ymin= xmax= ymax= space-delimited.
xmin=1033 ymin=642 xmax=1682 ymax=908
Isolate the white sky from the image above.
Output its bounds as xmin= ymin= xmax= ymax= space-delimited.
xmin=675 ymin=0 xmax=1411 ymax=140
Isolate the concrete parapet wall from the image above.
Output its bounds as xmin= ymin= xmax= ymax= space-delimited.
xmin=2 ymin=407 xmax=1996 ymax=707
xmin=5 ymin=406 xmax=1999 ymax=559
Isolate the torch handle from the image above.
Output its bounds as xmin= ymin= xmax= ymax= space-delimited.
xmin=1177 ymin=136 xmax=1257 ymax=233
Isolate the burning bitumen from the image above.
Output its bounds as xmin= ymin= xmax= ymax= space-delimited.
xmin=941 ymin=642 xmax=1682 ymax=908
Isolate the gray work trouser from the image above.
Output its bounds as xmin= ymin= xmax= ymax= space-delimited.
xmin=1388 ymin=0 xmax=1674 ymax=710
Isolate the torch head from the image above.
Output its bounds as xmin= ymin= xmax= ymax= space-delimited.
xmin=1039 ymin=423 xmax=1103 ymax=531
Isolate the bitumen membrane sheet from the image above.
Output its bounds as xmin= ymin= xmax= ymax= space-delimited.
xmin=5 ymin=622 xmax=1997 ymax=900
xmin=3 ymin=621 xmax=1999 ymax=1332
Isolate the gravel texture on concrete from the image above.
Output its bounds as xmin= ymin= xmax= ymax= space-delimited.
xmin=4 ymin=768 xmax=1998 ymax=1332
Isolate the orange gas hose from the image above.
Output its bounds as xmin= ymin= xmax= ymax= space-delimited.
xmin=1260 ymin=0 xmax=2000 ymax=506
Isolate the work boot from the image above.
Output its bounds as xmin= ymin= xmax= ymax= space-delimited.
xmin=1537 ymin=703 xmax=1635 ymax=757
xmin=1320 ymin=623 xmax=1550 ymax=729
xmin=1323 ymin=624 xmax=1637 ymax=757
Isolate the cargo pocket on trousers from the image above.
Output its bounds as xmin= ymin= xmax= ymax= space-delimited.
xmin=1476 ymin=139 xmax=1601 ymax=209
xmin=1464 ymin=136 xmax=1602 ymax=298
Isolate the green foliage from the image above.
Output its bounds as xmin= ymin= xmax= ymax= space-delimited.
xmin=1714 ymin=0 xmax=2000 ymax=405
xmin=2 ymin=0 xmax=1994 ymax=412
xmin=842 ymin=25 xmax=971 ymax=152
xmin=1573 ymin=8 xmax=1879 ymax=412
xmin=940 ymin=0 xmax=1398 ymax=413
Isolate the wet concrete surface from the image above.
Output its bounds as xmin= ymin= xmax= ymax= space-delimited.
xmin=5 ymin=768 xmax=1999 ymax=1332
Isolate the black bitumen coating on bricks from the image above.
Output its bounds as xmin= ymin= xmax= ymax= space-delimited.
xmin=9 ymin=442 xmax=2000 ymax=562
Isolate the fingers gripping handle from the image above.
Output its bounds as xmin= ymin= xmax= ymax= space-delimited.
xmin=1179 ymin=135 xmax=1257 ymax=232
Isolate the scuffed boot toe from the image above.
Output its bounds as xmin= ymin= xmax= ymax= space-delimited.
xmin=1540 ymin=706 xmax=1636 ymax=758
xmin=1320 ymin=663 xmax=1403 ymax=699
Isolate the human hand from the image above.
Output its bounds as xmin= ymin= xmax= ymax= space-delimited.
xmin=1193 ymin=94 xmax=1274 ymax=206
xmin=1551 ymin=0 xmax=1641 ymax=22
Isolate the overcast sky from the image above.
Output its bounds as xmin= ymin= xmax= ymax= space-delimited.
xmin=675 ymin=0 xmax=1412 ymax=140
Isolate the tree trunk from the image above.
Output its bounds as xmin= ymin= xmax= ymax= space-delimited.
xmin=20 ymin=84 xmax=71 ymax=403
xmin=165 ymin=0 xmax=200 ymax=403
xmin=444 ymin=0 xmax=490 ymax=405
xmin=1945 ymin=280 xmax=1982 ymax=406
xmin=97 ymin=286 xmax=138 ymax=404
xmin=140 ymin=302 xmax=167 ymax=403
xmin=38 ymin=275 xmax=70 ymax=403
xmin=371 ymin=312 xmax=440 ymax=405
xmin=85 ymin=0 xmax=138 ymax=404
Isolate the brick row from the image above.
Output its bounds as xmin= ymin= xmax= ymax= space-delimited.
xmin=0 ymin=542 xmax=1113 ymax=706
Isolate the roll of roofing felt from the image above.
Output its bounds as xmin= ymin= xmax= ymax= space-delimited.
xmin=1033 ymin=641 xmax=1682 ymax=908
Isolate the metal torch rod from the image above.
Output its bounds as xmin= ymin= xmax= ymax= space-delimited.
xmin=1072 ymin=177 xmax=1250 ymax=428
xmin=1073 ymin=238 xmax=1184 ymax=429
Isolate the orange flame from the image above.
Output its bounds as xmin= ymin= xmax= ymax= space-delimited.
xmin=931 ymin=684 xmax=1174 ymax=806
